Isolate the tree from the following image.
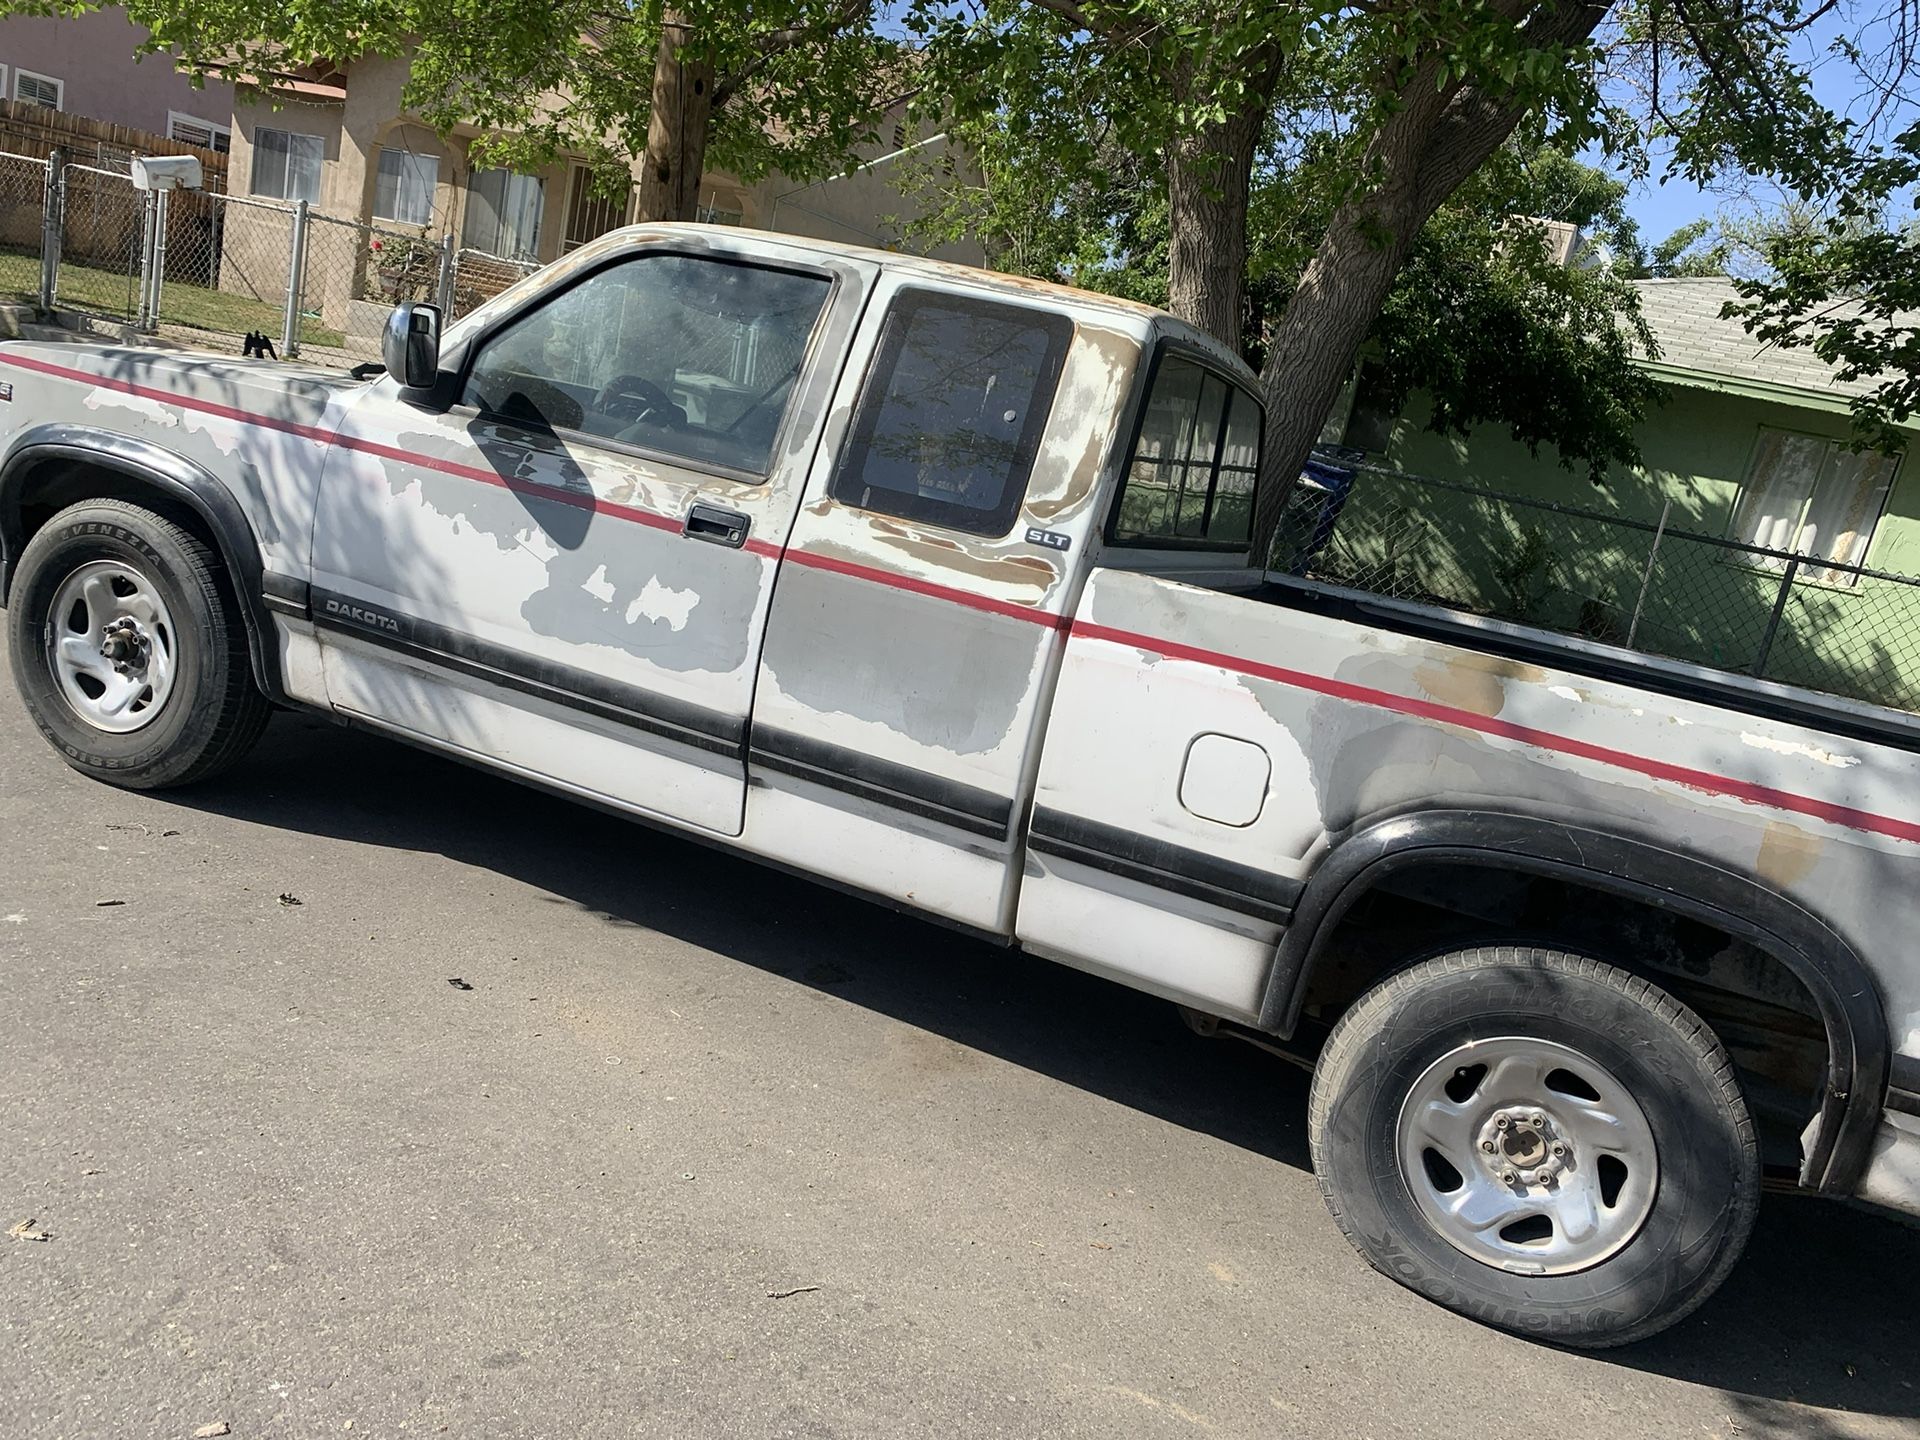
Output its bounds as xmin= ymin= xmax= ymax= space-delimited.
xmin=1727 ymin=127 xmax=1920 ymax=453
xmin=915 ymin=0 xmax=1920 ymax=557
xmin=25 ymin=0 xmax=894 ymax=222
xmin=1611 ymin=217 xmax=1731 ymax=277
xmin=904 ymin=128 xmax=1663 ymax=482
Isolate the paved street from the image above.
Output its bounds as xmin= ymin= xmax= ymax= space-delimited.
xmin=2 ymin=627 xmax=1917 ymax=1440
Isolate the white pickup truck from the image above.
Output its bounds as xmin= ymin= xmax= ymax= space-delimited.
xmin=2 ymin=225 xmax=1915 ymax=1346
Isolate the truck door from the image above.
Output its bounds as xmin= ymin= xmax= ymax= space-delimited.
xmin=743 ymin=279 xmax=1145 ymax=931
xmin=310 ymin=237 xmax=875 ymax=835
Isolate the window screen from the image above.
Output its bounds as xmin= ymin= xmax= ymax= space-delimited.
xmin=1731 ymin=428 xmax=1901 ymax=585
xmin=1111 ymin=353 xmax=1263 ymax=549
xmin=375 ymin=147 xmax=439 ymax=226
xmin=464 ymin=168 xmax=544 ymax=260
xmin=251 ymin=129 xmax=322 ymax=203
xmin=828 ymin=290 xmax=1072 ymax=537
xmin=13 ymin=70 xmax=61 ymax=110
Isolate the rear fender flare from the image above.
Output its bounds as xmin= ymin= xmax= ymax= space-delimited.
xmin=1260 ymin=809 xmax=1888 ymax=1195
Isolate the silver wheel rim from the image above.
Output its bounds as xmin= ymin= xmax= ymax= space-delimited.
xmin=45 ymin=559 xmax=179 ymax=734
xmin=1396 ymin=1036 xmax=1659 ymax=1276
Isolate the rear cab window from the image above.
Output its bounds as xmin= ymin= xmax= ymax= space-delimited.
xmin=1110 ymin=351 xmax=1263 ymax=549
xmin=829 ymin=289 xmax=1074 ymax=537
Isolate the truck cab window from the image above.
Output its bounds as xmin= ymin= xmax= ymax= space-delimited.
xmin=1112 ymin=354 xmax=1262 ymax=548
xmin=462 ymin=252 xmax=830 ymax=476
xmin=829 ymin=289 xmax=1072 ymax=537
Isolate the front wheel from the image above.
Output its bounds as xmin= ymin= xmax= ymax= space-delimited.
xmin=6 ymin=498 xmax=271 ymax=789
xmin=1308 ymin=946 xmax=1759 ymax=1347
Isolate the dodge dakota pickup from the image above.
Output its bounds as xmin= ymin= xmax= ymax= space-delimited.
xmin=3 ymin=225 xmax=1915 ymax=1347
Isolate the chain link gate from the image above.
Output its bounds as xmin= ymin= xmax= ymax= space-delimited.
xmin=0 ymin=151 xmax=53 ymax=306
xmin=54 ymin=161 xmax=146 ymax=322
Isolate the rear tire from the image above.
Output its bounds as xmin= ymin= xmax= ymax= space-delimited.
xmin=1308 ymin=946 xmax=1759 ymax=1347
xmin=7 ymin=499 xmax=271 ymax=789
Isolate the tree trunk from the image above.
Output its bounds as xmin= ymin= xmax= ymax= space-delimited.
xmin=1165 ymin=104 xmax=1263 ymax=349
xmin=1248 ymin=2 xmax=1608 ymax=561
xmin=635 ymin=10 xmax=715 ymax=223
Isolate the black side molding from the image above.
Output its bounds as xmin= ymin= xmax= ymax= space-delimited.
xmin=1262 ymin=809 xmax=1890 ymax=1196
xmin=262 ymin=570 xmax=310 ymax=618
xmin=750 ymin=727 xmax=1014 ymax=840
xmin=310 ymin=585 xmax=745 ymax=759
xmin=0 ymin=425 xmax=290 ymax=704
xmin=1029 ymin=807 xmax=1301 ymax=925
xmin=1890 ymin=1054 xmax=1920 ymax=1118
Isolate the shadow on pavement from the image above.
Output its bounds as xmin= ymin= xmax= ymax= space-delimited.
xmin=174 ymin=713 xmax=1920 ymax=1427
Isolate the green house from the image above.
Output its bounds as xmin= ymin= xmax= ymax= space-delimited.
xmin=1308 ymin=278 xmax=1920 ymax=712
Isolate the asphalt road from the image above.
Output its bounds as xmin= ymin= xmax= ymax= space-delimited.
xmin=3 ymin=629 xmax=1917 ymax=1440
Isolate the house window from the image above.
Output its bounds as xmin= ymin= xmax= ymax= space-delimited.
xmin=463 ymin=168 xmax=544 ymax=261
xmin=696 ymin=200 xmax=743 ymax=226
xmin=828 ymin=290 xmax=1073 ymax=537
xmin=1111 ymin=354 xmax=1264 ymax=549
xmin=1731 ymin=428 xmax=1902 ymax=584
xmin=13 ymin=68 xmax=63 ymax=110
xmin=562 ymin=166 xmax=630 ymax=252
xmin=374 ymin=146 xmax=439 ymax=227
xmin=167 ymin=112 xmax=232 ymax=154
xmin=250 ymin=128 xmax=322 ymax=203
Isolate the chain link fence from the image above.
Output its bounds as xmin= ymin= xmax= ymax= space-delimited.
xmin=7 ymin=163 xmax=495 ymax=366
xmin=0 ymin=151 xmax=50 ymax=305
xmin=154 ymin=190 xmax=300 ymax=351
xmin=1272 ymin=461 xmax=1920 ymax=713
xmin=450 ymin=246 xmax=540 ymax=320
xmin=54 ymin=162 xmax=146 ymax=322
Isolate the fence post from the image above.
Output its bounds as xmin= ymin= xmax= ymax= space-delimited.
xmin=1751 ymin=553 xmax=1803 ymax=676
xmin=282 ymin=199 xmax=310 ymax=359
xmin=142 ymin=187 xmax=172 ymax=333
xmin=1624 ymin=497 xmax=1671 ymax=649
xmin=435 ymin=235 xmax=455 ymax=315
xmin=38 ymin=149 xmax=63 ymax=313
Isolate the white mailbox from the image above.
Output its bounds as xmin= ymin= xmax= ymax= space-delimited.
xmin=131 ymin=155 xmax=203 ymax=191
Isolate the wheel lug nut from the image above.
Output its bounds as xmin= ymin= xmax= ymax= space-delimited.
xmin=1481 ymin=1140 xmax=1496 ymax=1153
xmin=1495 ymin=1115 xmax=1510 ymax=1129
xmin=1500 ymin=1169 xmax=1516 ymax=1184
xmin=1532 ymin=1112 xmax=1547 ymax=1126
xmin=1552 ymin=1143 xmax=1567 ymax=1157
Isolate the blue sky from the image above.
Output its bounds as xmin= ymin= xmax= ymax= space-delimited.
xmin=1602 ymin=6 xmax=1919 ymax=238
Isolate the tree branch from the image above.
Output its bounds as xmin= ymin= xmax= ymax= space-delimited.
xmin=711 ymin=0 xmax=869 ymax=108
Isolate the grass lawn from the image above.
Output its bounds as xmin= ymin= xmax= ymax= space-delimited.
xmin=2 ymin=247 xmax=345 ymax=349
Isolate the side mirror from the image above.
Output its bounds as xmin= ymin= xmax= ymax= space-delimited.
xmin=383 ymin=302 xmax=441 ymax=390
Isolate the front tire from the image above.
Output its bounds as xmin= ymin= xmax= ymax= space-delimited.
xmin=1308 ymin=946 xmax=1759 ymax=1347
xmin=6 ymin=499 xmax=271 ymax=789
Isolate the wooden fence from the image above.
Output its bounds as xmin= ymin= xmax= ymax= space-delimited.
xmin=0 ymin=98 xmax=229 ymax=187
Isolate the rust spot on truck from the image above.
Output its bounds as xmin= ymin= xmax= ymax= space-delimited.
xmin=1413 ymin=660 xmax=1507 ymax=718
xmin=1756 ymin=820 xmax=1824 ymax=888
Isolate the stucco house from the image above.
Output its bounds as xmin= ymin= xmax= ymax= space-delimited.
xmin=218 ymin=52 xmax=978 ymax=339
xmin=0 ymin=5 xmax=233 ymax=152
xmin=1312 ymin=276 xmax=1919 ymax=709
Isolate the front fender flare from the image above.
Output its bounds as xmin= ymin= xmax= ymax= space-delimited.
xmin=1260 ymin=809 xmax=1888 ymax=1195
xmin=0 ymin=423 xmax=287 ymax=703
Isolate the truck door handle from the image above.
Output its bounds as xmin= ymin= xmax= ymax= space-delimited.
xmin=684 ymin=502 xmax=750 ymax=549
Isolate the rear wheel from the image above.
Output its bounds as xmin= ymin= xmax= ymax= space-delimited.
xmin=1308 ymin=946 xmax=1759 ymax=1347
xmin=6 ymin=499 xmax=271 ymax=788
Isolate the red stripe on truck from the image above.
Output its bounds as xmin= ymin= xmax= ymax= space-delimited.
xmin=1069 ymin=619 xmax=1920 ymax=845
